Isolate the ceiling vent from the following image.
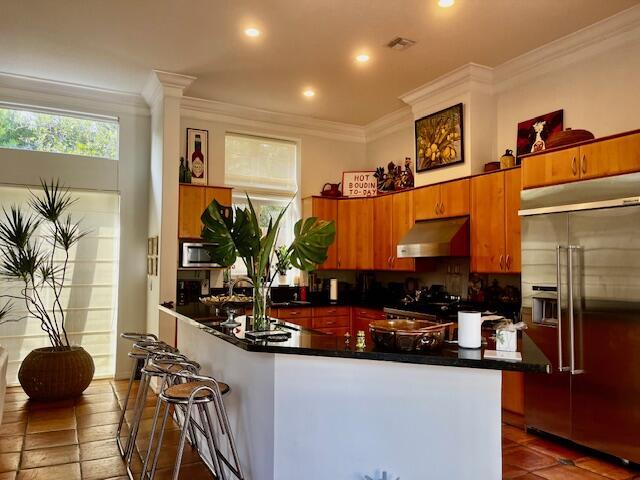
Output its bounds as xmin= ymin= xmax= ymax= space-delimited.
xmin=386 ymin=37 xmax=416 ymax=50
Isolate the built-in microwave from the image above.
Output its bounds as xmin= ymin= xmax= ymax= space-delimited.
xmin=180 ymin=242 xmax=221 ymax=268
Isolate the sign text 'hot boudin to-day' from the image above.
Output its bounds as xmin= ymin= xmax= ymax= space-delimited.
xmin=342 ymin=171 xmax=377 ymax=197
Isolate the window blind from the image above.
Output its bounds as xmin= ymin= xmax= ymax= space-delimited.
xmin=0 ymin=185 xmax=120 ymax=385
xmin=225 ymin=133 xmax=297 ymax=194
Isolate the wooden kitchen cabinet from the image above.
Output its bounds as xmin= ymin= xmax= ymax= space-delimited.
xmin=521 ymin=147 xmax=579 ymax=189
xmin=414 ymin=179 xmax=469 ymax=220
xmin=522 ymin=131 xmax=640 ymax=189
xmin=178 ymin=184 xmax=232 ymax=239
xmin=391 ymin=190 xmax=415 ymax=271
xmin=471 ymin=168 xmax=521 ymax=273
xmin=502 ymin=371 xmax=525 ymax=415
xmin=351 ymin=307 xmax=385 ymax=345
xmin=373 ymin=194 xmax=394 ymax=270
xmin=337 ymin=198 xmax=374 ymax=270
xmin=373 ymin=191 xmax=415 ymax=271
xmin=305 ymin=197 xmax=339 ymax=270
xmin=579 ymin=132 xmax=640 ymax=180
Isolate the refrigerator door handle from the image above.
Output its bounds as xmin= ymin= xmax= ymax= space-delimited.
xmin=556 ymin=246 xmax=569 ymax=372
xmin=567 ymin=245 xmax=584 ymax=375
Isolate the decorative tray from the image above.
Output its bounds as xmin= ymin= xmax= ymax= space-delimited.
xmin=200 ymin=294 xmax=253 ymax=308
xmin=369 ymin=319 xmax=453 ymax=352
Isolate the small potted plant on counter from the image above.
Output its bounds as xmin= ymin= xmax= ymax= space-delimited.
xmin=275 ymin=245 xmax=292 ymax=286
xmin=0 ymin=180 xmax=94 ymax=401
xmin=201 ymin=196 xmax=335 ymax=331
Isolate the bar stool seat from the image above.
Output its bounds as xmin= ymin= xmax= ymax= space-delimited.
xmin=164 ymin=380 xmax=230 ymax=401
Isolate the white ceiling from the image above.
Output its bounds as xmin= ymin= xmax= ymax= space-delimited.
xmin=1 ymin=0 xmax=638 ymax=124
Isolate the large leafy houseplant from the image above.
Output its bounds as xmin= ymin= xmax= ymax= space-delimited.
xmin=0 ymin=180 xmax=95 ymax=400
xmin=201 ymin=196 xmax=335 ymax=331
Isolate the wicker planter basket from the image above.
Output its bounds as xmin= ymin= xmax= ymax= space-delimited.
xmin=18 ymin=346 xmax=95 ymax=401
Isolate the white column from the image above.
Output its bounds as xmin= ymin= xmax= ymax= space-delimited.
xmin=143 ymin=70 xmax=196 ymax=339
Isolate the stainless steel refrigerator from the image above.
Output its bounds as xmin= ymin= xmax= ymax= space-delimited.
xmin=520 ymin=172 xmax=640 ymax=463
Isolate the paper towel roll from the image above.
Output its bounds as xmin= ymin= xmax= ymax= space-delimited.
xmin=329 ymin=278 xmax=338 ymax=302
xmin=458 ymin=311 xmax=482 ymax=349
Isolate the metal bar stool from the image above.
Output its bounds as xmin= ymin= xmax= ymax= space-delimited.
xmin=117 ymin=335 xmax=175 ymax=457
xmin=117 ymin=333 xmax=160 ymax=456
xmin=125 ymin=351 xmax=200 ymax=479
xmin=145 ymin=372 xmax=244 ymax=480
xmin=139 ymin=355 xmax=203 ymax=479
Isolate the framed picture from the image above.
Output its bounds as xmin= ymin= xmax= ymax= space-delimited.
xmin=516 ymin=110 xmax=563 ymax=159
xmin=342 ymin=171 xmax=377 ymax=197
xmin=186 ymin=128 xmax=208 ymax=185
xmin=415 ymin=103 xmax=464 ymax=172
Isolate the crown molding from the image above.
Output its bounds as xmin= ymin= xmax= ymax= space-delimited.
xmin=493 ymin=4 xmax=640 ymax=91
xmin=399 ymin=63 xmax=494 ymax=107
xmin=364 ymin=107 xmax=413 ymax=142
xmin=180 ymin=96 xmax=366 ymax=143
xmin=0 ymin=71 xmax=148 ymax=116
xmin=142 ymin=70 xmax=197 ymax=108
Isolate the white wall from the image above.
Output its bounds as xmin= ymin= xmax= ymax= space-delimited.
xmin=495 ymin=39 xmax=640 ymax=154
xmin=179 ymin=116 xmax=368 ymax=197
xmin=365 ymin=28 xmax=640 ymax=184
xmin=0 ymin=76 xmax=150 ymax=378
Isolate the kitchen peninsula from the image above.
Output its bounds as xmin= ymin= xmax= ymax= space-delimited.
xmin=160 ymin=302 xmax=550 ymax=480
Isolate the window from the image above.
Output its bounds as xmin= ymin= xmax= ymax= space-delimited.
xmin=0 ymin=105 xmax=119 ymax=160
xmin=224 ymin=133 xmax=299 ymax=278
xmin=0 ymin=186 xmax=120 ymax=384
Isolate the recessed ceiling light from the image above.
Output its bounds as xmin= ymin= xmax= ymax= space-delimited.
xmin=302 ymin=89 xmax=315 ymax=98
xmin=355 ymin=53 xmax=370 ymax=63
xmin=438 ymin=0 xmax=455 ymax=7
xmin=244 ymin=27 xmax=261 ymax=37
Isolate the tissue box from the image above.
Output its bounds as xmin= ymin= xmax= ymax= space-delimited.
xmin=496 ymin=329 xmax=517 ymax=352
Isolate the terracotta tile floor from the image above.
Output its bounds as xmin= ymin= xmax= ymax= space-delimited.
xmin=2 ymin=380 xmax=639 ymax=479
xmin=1 ymin=379 xmax=214 ymax=480
xmin=502 ymin=424 xmax=640 ymax=479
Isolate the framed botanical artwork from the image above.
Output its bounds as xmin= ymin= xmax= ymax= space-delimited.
xmin=415 ymin=103 xmax=464 ymax=172
xmin=186 ymin=128 xmax=208 ymax=185
xmin=516 ymin=110 xmax=563 ymax=159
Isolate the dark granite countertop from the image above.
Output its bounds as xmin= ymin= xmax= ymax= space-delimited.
xmin=160 ymin=302 xmax=551 ymax=374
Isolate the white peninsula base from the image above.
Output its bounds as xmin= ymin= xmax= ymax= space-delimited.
xmin=176 ymin=319 xmax=503 ymax=480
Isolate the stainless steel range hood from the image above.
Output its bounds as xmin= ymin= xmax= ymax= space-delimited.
xmin=396 ymin=216 xmax=470 ymax=258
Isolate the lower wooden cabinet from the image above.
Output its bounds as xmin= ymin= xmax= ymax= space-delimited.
xmin=312 ymin=315 xmax=350 ymax=329
xmin=502 ymin=371 xmax=525 ymax=415
xmin=315 ymin=326 xmax=351 ymax=337
xmin=351 ymin=307 xmax=385 ymax=345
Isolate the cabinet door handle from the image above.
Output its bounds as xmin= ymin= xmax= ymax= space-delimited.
xmin=434 ymin=203 xmax=438 ymax=215
xmin=439 ymin=202 xmax=445 ymax=215
xmin=499 ymin=254 xmax=504 ymax=270
xmin=506 ymin=254 xmax=511 ymax=270
xmin=572 ymin=156 xmax=577 ymax=176
xmin=581 ymin=155 xmax=587 ymax=175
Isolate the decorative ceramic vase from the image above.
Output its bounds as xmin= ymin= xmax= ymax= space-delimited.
xmin=500 ymin=149 xmax=516 ymax=169
xmin=251 ymin=281 xmax=271 ymax=332
xmin=18 ymin=346 xmax=94 ymax=401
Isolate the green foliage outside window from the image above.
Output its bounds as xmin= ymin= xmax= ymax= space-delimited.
xmin=0 ymin=107 xmax=118 ymax=160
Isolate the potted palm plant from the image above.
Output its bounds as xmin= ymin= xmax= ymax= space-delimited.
xmin=201 ymin=196 xmax=335 ymax=331
xmin=0 ymin=180 xmax=94 ymax=401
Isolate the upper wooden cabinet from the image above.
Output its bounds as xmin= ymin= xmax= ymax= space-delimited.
xmin=522 ymin=131 xmax=640 ymax=189
xmin=414 ymin=179 xmax=469 ymax=220
xmin=391 ymin=191 xmax=415 ymax=271
xmin=178 ymin=184 xmax=232 ymax=239
xmin=307 ymin=197 xmax=339 ymax=270
xmin=373 ymin=191 xmax=415 ymax=271
xmin=337 ymin=198 xmax=374 ymax=270
xmin=579 ymin=132 xmax=640 ymax=180
xmin=471 ymin=169 xmax=521 ymax=273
